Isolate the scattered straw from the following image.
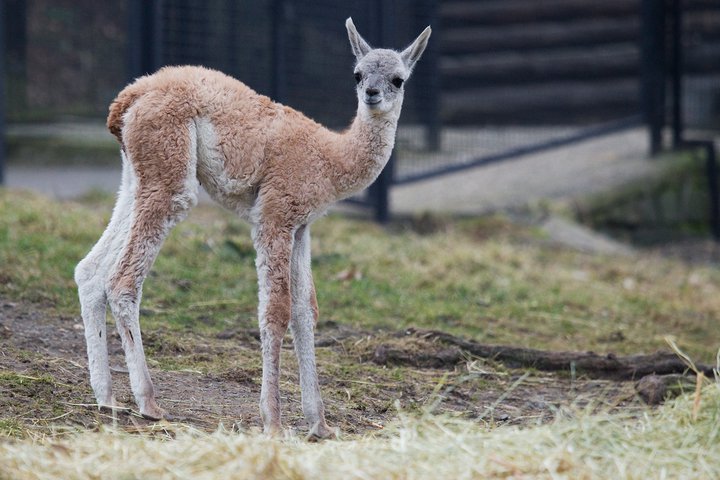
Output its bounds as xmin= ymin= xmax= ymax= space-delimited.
xmin=1 ymin=384 xmax=719 ymax=479
xmin=693 ymin=372 xmax=704 ymax=421
xmin=666 ymin=336 xmax=699 ymax=374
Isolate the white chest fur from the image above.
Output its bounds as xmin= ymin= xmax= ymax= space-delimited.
xmin=194 ymin=117 xmax=259 ymax=218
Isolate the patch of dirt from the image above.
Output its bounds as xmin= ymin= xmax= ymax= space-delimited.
xmin=0 ymin=298 xmax=653 ymax=438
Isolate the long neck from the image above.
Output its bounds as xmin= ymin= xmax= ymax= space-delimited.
xmin=329 ymin=104 xmax=401 ymax=199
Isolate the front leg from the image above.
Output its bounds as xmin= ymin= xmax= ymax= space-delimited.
xmin=290 ymin=225 xmax=334 ymax=440
xmin=253 ymin=224 xmax=294 ymax=435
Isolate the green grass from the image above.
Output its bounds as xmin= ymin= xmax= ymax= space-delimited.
xmin=2 ymin=188 xmax=720 ymax=478
xmin=2 ymin=188 xmax=720 ymax=361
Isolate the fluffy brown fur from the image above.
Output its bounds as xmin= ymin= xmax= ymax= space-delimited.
xmin=76 ymin=18 xmax=430 ymax=439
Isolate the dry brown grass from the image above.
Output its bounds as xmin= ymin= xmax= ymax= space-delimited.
xmin=1 ymin=377 xmax=718 ymax=480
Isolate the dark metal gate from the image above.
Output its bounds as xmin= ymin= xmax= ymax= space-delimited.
xmin=1 ymin=0 xmax=719 ymax=227
xmin=642 ymin=0 xmax=720 ymax=238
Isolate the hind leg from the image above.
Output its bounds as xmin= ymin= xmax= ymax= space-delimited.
xmin=106 ymin=181 xmax=197 ymax=419
xmin=106 ymin=123 xmax=199 ymax=419
xmin=75 ymin=153 xmax=137 ymax=408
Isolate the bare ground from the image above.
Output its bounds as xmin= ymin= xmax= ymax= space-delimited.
xmin=0 ymin=298 xmax=648 ymax=438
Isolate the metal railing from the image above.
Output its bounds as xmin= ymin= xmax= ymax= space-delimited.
xmin=1 ymin=0 xmax=718 ymax=229
xmin=0 ymin=0 xmax=5 ymax=185
xmin=640 ymin=0 xmax=720 ymax=238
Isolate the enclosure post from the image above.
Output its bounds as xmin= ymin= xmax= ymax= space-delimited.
xmin=5 ymin=0 xmax=26 ymax=122
xmin=670 ymin=0 xmax=683 ymax=149
xmin=640 ymin=0 xmax=666 ymax=155
xmin=0 ymin=0 xmax=6 ymax=185
xmin=370 ymin=0 xmax=397 ymax=223
xmin=151 ymin=0 xmax=163 ymax=72
xmin=270 ymin=0 xmax=288 ymax=104
xmin=128 ymin=0 xmax=162 ymax=80
xmin=704 ymin=142 xmax=720 ymax=240
xmin=127 ymin=0 xmax=141 ymax=80
xmin=422 ymin=0 xmax=440 ymax=152
xmin=371 ymin=152 xmax=394 ymax=224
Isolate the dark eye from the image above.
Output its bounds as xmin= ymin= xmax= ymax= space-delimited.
xmin=392 ymin=77 xmax=404 ymax=88
xmin=354 ymin=72 xmax=362 ymax=84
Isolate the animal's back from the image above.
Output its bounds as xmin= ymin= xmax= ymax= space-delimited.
xmin=106 ymin=65 xmax=277 ymax=146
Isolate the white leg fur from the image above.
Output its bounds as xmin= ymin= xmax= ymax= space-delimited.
xmin=252 ymin=223 xmax=293 ymax=434
xmin=108 ymin=289 xmax=161 ymax=418
xmin=289 ymin=226 xmax=332 ymax=439
xmin=79 ymin=123 xmax=199 ymax=419
xmin=106 ymin=128 xmax=199 ymax=419
xmin=75 ymin=152 xmax=137 ymax=408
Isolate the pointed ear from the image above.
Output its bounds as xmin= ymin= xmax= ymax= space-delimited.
xmin=346 ymin=17 xmax=372 ymax=61
xmin=400 ymin=26 xmax=432 ymax=72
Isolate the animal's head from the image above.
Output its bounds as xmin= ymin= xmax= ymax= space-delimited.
xmin=346 ymin=17 xmax=431 ymax=117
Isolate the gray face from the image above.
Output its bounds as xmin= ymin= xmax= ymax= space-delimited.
xmin=345 ymin=17 xmax=431 ymax=117
xmin=353 ymin=49 xmax=408 ymax=114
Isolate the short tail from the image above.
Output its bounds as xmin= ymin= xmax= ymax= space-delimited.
xmin=106 ymin=84 xmax=144 ymax=144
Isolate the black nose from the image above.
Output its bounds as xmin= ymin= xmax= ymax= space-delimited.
xmin=366 ymin=87 xmax=380 ymax=97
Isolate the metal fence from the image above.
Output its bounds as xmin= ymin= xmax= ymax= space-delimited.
xmin=0 ymin=0 xmax=5 ymax=185
xmin=1 ymin=0 xmax=719 ymax=221
xmin=649 ymin=0 xmax=720 ymax=238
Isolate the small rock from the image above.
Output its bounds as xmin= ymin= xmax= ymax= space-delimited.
xmin=216 ymin=329 xmax=237 ymax=340
xmin=0 ymin=323 xmax=11 ymax=339
xmin=636 ymin=374 xmax=695 ymax=405
xmin=493 ymin=412 xmax=510 ymax=422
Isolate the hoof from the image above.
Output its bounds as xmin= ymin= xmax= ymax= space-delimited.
xmin=140 ymin=409 xmax=166 ymax=421
xmin=263 ymin=423 xmax=283 ymax=437
xmin=307 ymin=421 xmax=337 ymax=442
xmin=98 ymin=399 xmax=131 ymax=415
xmin=160 ymin=412 xmax=194 ymax=423
xmin=139 ymin=399 xmax=167 ymax=421
xmin=263 ymin=421 xmax=285 ymax=438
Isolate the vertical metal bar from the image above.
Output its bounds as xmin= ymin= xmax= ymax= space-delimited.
xmin=5 ymin=0 xmax=27 ymax=117
xmin=371 ymin=154 xmax=394 ymax=223
xmin=705 ymin=142 xmax=720 ymax=240
xmin=0 ymin=0 xmax=5 ymax=185
xmin=152 ymin=0 xmax=163 ymax=71
xmin=127 ymin=0 xmax=143 ymax=80
xmin=640 ymin=0 xmax=666 ymax=155
xmin=143 ymin=0 xmax=155 ymax=74
xmin=270 ymin=0 xmax=287 ymax=103
xmin=423 ymin=0 xmax=440 ymax=151
xmin=671 ymin=0 xmax=683 ymax=148
xmin=228 ymin=0 xmax=239 ymax=75
xmin=371 ymin=0 xmax=396 ymax=223
xmin=128 ymin=0 xmax=161 ymax=80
